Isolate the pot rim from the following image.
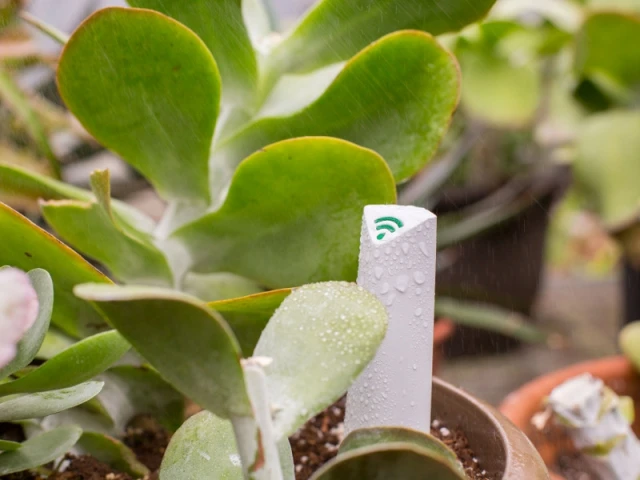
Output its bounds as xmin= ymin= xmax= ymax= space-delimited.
xmin=434 ymin=377 xmax=550 ymax=479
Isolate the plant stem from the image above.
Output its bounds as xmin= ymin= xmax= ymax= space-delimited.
xmin=20 ymin=12 xmax=69 ymax=45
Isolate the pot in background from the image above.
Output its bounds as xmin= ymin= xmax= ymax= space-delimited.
xmin=498 ymin=356 xmax=640 ymax=480
xmin=433 ymin=318 xmax=455 ymax=373
xmin=433 ymin=377 xmax=550 ymax=479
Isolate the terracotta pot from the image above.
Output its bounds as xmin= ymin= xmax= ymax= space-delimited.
xmin=498 ymin=356 xmax=640 ymax=480
xmin=433 ymin=377 xmax=549 ymax=479
xmin=433 ymin=318 xmax=455 ymax=373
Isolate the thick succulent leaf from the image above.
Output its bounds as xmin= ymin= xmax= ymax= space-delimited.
xmin=0 ymin=426 xmax=82 ymax=475
xmin=97 ymin=365 xmax=185 ymax=434
xmin=0 ymin=331 xmax=130 ymax=396
xmin=254 ymin=282 xmax=387 ymax=439
xmin=0 ymin=268 xmax=40 ymax=373
xmin=41 ymin=200 xmax=172 ymax=285
xmin=0 ymin=440 xmax=21 ymax=452
xmin=57 ymin=7 xmax=221 ymax=201
xmin=209 ymin=289 xmax=291 ymax=355
xmin=575 ymin=12 xmax=640 ymax=103
xmin=77 ymin=432 xmax=149 ymax=477
xmin=340 ymin=427 xmax=462 ymax=474
xmin=310 ymin=443 xmax=466 ymax=480
xmin=176 ymin=138 xmax=396 ymax=288
xmin=0 ymin=269 xmax=54 ymax=378
xmin=160 ymin=411 xmax=242 ymax=480
xmin=211 ymin=31 xmax=459 ymax=187
xmin=128 ymin=0 xmax=258 ymax=108
xmin=0 ymin=381 xmax=104 ymax=422
xmin=74 ymin=284 xmax=251 ymax=419
xmin=455 ymin=30 xmax=541 ymax=127
xmin=0 ymin=164 xmax=156 ymax=234
xmin=183 ymin=272 xmax=263 ymax=303
xmin=160 ymin=410 xmax=294 ymax=480
xmin=36 ymin=328 xmax=75 ymax=360
xmin=268 ymin=0 xmax=496 ymax=75
xmin=620 ymin=322 xmax=640 ymax=372
xmin=0 ymin=202 xmax=111 ymax=338
xmin=573 ymin=110 xmax=640 ymax=230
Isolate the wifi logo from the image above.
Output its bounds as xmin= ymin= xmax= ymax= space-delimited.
xmin=374 ymin=216 xmax=404 ymax=240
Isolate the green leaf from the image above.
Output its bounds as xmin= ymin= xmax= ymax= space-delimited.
xmin=77 ymin=432 xmax=149 ymax=477
xmin=620 ymin=322 xmax=640 ymax=373
xmin=310 ymin=443 xmax=466 ymax=480
xmin=0 ymin=202 xmax=111 ymax=338
xmin=575 ymin=12 xmax=640 ymax=104
xmin=36 ymin=328 xmax=75 ymax=360
xmin=574 ymin=110 xmax=640 ymax=230
xmin=182 ymin=272 xmax=263 ymax=303
xmin=434 ymin=297 xmax=547 ymax=343
xmin=455 ymin=27 xmax=541 ymax=127
xmin=41 ymin=199 xmax=173 ymax=285
xmin=128 ymin=0 xmax=257 ymax=108
xmin=254 ymin=282 xmax=387 ymax=439
xmin=0 ymin=269 xmax=53 ymax=379
xmin=160 ymin=411 xmax=242 ymax=480
xmin=0 ymin=67 xmax=59 ymax=177
xmin=340 ymin=427 xmax=462 ymax=474
xmin=160 ymin=410 xmax=294 ymax=480
xmin=268 ymin=0 xmax=496 ymax=75
xmin=97 ymin=366 xmax=185 ymax=434
xmin=57 ymin=7 xmax=221 ymax=201
xmin=209 ymin=289 xmax=291 ymax=355
xmin=211 ymin=31 xmax=459 ymax=187
xmin=74 ymin=284 xmax=251 ymax=419
xmin=0 ymin=331 xmax=130 ymax=396
xmin=0 ymin=164 xmax=156 ymax=234
xmin=0 ymin=425 xmax=82 ymax=475
xmin=0 ymin=440 xmax=21 ymax=452
xmin=175 ymin=137 xmax=396 ymax=288
xmin=0 ymin=381 xmax=103 ymax=422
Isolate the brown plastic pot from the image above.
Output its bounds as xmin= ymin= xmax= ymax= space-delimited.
xmin=433 ymin=377 xmax=550 ymax=479
xmin=498 ymin=356 xmax=640 ymax=480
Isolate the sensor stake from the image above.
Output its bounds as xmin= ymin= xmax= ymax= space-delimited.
xmin=345 ymin=205 xmax=437 ymax=434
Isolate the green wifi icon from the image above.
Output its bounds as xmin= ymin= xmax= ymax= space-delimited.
xmin=375 ymin=216 xmax=404 ymax=240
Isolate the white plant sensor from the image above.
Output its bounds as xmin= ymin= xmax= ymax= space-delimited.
xmin=345 ymin=205 xmax=437 ymax=434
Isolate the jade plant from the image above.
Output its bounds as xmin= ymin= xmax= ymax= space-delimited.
xmin=0 ymin=266 xmax=131 ymax=476
xmin=0 ymin=0 xmax=505 ymax=342
xmin=73 ymin=280 xmax=466 ymax=479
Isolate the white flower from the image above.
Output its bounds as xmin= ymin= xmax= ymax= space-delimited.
xmin=0 ymin=268 xmax=39 ymax=369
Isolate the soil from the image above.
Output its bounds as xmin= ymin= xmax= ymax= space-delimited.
xmin=0 ymin=416 xmax=167 ymax=480
xmin=288 ymin=397 xmax=496 ymax=480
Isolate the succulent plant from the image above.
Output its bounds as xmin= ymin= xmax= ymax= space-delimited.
xmin=0 ymin=266 xmax=131 ymax=475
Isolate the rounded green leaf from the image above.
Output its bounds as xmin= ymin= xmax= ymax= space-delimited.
xmin=176 ymin=137 xmax=396 ymax=287
xmin=0 ymin=202 xmax=111 ymax=338
xmin=77 ymin=432 xmax=149 ymax=477
xmin=57 ymin=7 xmax=221 ymax=201
xmin=0 ymin=440 xmax=21 ymax=452
xmin=128 ymin=0 xmax=258 ymax=108
xmin=254 ymin=282 xmax=388 ymax=439
xmin=0 ymin=426 xmax=82 ymax=475
xmin=74 ymin=284 xmax=251 ymax=419
xmin=340 ymin=427 xmax=462 ymax=474
xmin=0 ymin=268 xmax=51 ymax=379
xmin=212 ymin=31 xmax=460 ymax=186
xmin=160 ymin=411 xmax=242 ymax=480
xmin=268 ymin=0 xmax=496 ymax=75
xmin=575 ymin=12 xmax=640 ymax=103
xmin=0 ymin=381 xmax=104 ymax=422
xmin=574 ymin=110 xmax=640 ymax=230
xmin=0 ymin=331 xmax=130 ymax=396
xmin=209 ymin=288 xmax=292 ymax=355
xmin=620 ymin=322 xmax=640 ymax=373
xmin=310 ymin=443 xmax=466 ymax=480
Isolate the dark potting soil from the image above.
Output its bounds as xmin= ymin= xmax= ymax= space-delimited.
xmin=288 ymin=397 xmax=496 ymax=480
xmin=0 ymin=416 xmax=167 ymax=480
